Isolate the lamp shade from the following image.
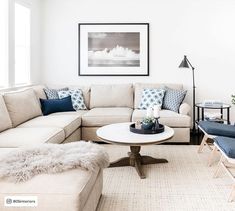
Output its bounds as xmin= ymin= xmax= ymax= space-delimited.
xmin=179 ymin=55 xmax=189 ymax=68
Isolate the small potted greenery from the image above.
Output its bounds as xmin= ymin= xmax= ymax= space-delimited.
xmin=142 ymin=117 xmax=156 ymax=130
xmin=232 ymin=95 xmax=235 ymax=105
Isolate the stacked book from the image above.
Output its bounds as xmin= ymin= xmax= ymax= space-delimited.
xmin=202 ymin=100 xmax=223 ymax=107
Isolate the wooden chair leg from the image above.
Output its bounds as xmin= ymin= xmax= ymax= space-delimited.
xmin=213 ymin=155 xmax=225 ymax=178
xmin=228 ymin=185 xmax=235 ymax=202
xmin=198 ymin=135 xmax=208 ymax=153
xmin=207 ymin=145 xmax=219 ymax=167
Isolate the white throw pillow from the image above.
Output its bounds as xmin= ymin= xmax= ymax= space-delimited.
xmin=162 ymin=86 xmax=187 ymax=112
xmin=138 ymin=88 xmax=165 ymax=109
xmin=43 ymin=87 xmax=69 ymax=99
xmin=58 ymin=89 xmax=87 ymax=110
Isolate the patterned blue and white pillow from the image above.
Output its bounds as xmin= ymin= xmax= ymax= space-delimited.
xmin=138 ymin=88 xmax=165 ymax=109
xmin=162 ymin=87 xmax=187 ymax=112
xmin=44 ymin=87 xmax=69 ymax=99
xmin=58 ymin=89 xmax=87 ymax=110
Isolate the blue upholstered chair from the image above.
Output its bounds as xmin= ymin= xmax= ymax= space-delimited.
xmin=197 ymin=121 xmax=235 ymax=153
xmin=213 ymin=136 xmax=235 ymax=202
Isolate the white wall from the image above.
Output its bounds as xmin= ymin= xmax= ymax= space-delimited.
xmin=30 ymin=0 xmax=41 ymax=84
xmin=40 ymin=0 xmax=235 ymax=122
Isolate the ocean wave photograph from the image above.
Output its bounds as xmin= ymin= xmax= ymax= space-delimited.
xmin=88 ymin=32 xmax=140 ymax=67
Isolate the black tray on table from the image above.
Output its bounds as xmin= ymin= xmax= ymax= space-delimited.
xmin=129 ymin=123 xmax=165 ymax=134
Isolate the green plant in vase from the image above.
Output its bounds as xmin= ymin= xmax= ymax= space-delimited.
xmin=232 ymin=95 xmax=235 ymax=105
xmin=142 ymin=117 xmax=156 ymax=130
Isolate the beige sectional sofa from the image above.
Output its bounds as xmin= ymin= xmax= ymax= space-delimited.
xmin=0 ymin=87 xmax=102 ymax=211
xmin=0 ymin=82 xmax=190 ymax=211
xmin=0 ymin=82 xmax=191 ymax=146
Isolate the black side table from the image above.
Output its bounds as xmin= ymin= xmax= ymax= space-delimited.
xmin=195 ymin=103 xmax=231 ymax=125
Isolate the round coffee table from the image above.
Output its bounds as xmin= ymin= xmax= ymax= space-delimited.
xmin=97 ymin=122 xmax=174 ymax=179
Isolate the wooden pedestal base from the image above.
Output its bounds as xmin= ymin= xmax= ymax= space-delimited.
xmin=109 ymin=146 xmax=168 ymax=179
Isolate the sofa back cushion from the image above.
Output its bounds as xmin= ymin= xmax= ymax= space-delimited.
xmin=90 ymin=84 xmax=133 ymax=108
xmin=0 ymin=95 xmax=12 ymax=132
xmin=31 ymin=85 xmax=47 ymax=99
xmin=134 ymin=83 xmax=183 ymax=109
xmin=4 ymin=89 xmax=42 ymax=127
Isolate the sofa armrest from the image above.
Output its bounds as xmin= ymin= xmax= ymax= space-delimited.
xmin=179 ymin=103 xmax=191 ymax=115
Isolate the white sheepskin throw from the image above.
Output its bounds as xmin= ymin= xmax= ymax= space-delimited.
xmin=0 ymin=141 xmax=109 ymax=183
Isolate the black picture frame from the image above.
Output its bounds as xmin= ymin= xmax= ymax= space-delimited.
xmin=78 ymin=23 xmax=149 ymax=76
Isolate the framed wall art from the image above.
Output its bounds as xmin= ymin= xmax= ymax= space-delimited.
xmin=78 ymin=23 xmax=149 ymax=76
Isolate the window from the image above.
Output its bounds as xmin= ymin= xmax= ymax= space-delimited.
xmin=14 ymin=2 xmax=31 ymax=85
xmin=0 ymin=0 xmax=8 ymax=88
xmin=0 ymin=0 xmax=32 ymax=89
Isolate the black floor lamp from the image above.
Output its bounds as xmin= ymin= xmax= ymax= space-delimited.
xmin=179 ymin=55 xmax=196 ymax=133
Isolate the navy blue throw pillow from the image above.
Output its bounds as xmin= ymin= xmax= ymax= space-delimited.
xmin=40 ymin=96 xmax=75 ymax=115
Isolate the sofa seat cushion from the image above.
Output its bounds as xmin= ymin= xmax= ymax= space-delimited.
xmin=0 ymin=167 xmax=102 ymax=211
xmin=3 ymin=89 xmax=42 ymax=127
xmin=49 ymin=110 xmax=88 ymax=116
xmin=132 ymin=109 xmax=191 ymax=127
xmin=0 ymin=95 xmax=12 ymax=132
xmin=82 ymin=107 xmax=133 ymax=127
xmin=0 ymin=128 xmax=65 ymax=147
xmin=18 ymin=114 xmax=82 ymax=138
xmin=199 ymin=121 xmax=235 ymax=138
xmin=214 ymin=136 xmax=235 ymax=158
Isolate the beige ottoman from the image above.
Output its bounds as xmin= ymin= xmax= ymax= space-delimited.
xmin=0 ymin=149 xmax=103 ymax=211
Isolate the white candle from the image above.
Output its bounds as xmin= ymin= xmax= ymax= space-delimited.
xmin=146 ymin=107 xmax=153 ymax=117
xmin=153 ymin=105 xmax=160 ymax=118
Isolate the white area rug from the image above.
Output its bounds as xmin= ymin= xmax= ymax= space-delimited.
xmin=97 ymin=145 xmax=235 ymax=211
